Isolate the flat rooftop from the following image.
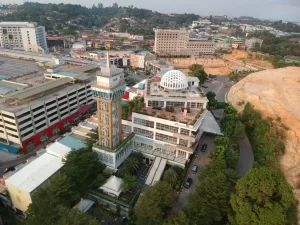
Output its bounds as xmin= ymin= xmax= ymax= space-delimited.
xmin=147 ymin=76 xmax=206 ymax=100
xmin=0 ymin=56 xmax=42 ymax=77
xmin=5 ymin=153 xmax=64 ymax=193
xmin=0 ymin=63 xmax=99 ymax=113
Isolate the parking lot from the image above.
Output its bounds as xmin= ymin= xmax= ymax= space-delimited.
xmin=172 ymin=133 xmax=216 ymax=213
xmin=0 ymin=57 xmax=41 ymax=77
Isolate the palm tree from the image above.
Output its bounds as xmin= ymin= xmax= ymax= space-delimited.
xmin=123 ymin=156 xmax=140 ymax=174
xmin=163 ymin=168 xmax=178 ymax=186
xmin=121 ymin=174 xmax=137 ymax=192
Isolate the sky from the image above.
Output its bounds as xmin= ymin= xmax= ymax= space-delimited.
xmin=5 ymin=0 xmax=300 ymax=22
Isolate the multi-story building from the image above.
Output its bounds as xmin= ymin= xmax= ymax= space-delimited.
xmin=0 ymin=63 xmax=99 ymax=154
xmin=122 ymin=70 xmax=222 ymax=167
xmin=154 ymin=29 xmax=215 ymax=57
xmin=0 ymin=22 xmax=47 ymax=53
xmin=130 ymin=51 xmax=156 ymax=70
xmin=191 ymin=19 xmax=211 ymax=28
xmin=245 ymin=38 xmax=263 ymax=50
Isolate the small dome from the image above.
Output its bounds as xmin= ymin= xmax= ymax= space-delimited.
xmin=160 ymin=70 xmax=188 ymax=90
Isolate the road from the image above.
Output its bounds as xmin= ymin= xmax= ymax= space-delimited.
xmin=203 ymin=75 xmax=233 ymax=119
xmin=203 ymin=75 xmax=254 ymax=177
xmin=236 ymin=138 xmax=254 ymax=176
xmin=173 ymin=134 xmax=216 ymax=213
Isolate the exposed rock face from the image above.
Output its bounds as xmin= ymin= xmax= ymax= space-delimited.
xmin=227 ymin=67 xmax=300 ymax=215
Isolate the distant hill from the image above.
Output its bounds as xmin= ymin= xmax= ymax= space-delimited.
xmin=0 ymin=2 xmax=199 ymax=38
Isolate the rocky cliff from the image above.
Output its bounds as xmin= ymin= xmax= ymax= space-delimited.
xmin=227 ymin=67 xmax=300 ymax=215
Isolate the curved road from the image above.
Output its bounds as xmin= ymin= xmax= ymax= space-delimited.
xmin=204 ymin=76 xmax=254 ymax=176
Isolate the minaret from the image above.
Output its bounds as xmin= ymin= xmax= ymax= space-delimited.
xmin=91 ymin=47 xmax=125 ymax=149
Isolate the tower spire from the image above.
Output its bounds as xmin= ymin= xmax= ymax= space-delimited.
xmin=106 ymin=50 xmax=110 ymax=68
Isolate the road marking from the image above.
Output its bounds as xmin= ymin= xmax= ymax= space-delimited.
xmin=216 ymin=81 xmax=224 ymax=94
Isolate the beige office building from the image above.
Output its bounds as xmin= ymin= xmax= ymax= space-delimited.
xmin=154 ymin=29 xmax=215 ymax=57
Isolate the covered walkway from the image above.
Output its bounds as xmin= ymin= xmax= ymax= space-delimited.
xmin=145 ymin=157 xmax=167 ymax=186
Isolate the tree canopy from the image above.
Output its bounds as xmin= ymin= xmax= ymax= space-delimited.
xmin=229 ymin=167 xmax=297 ymax=225
xmin=188 ymin=64 xmax=207 ymax=84
xmin=135 ymin=181 xmax=174 ymax=225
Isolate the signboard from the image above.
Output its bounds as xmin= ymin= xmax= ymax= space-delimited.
xmin=105 ymin=42 xmax=110 ymax=50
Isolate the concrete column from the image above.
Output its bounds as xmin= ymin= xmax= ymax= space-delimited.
xmin=184 ymin=102 xmax=187 ymax=108
xmin=175 ymin=149 xmax=179 ymax=157
xmin=185 ymin=152 xmax=189 ymax=160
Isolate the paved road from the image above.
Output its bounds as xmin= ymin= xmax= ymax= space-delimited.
xmin=236 ymin=138 xmax=254 ymax=176
xmin=173 ymin=134 xmax=216 ymax=213
xmin=203 ymin=75 xmax=233 ymax=120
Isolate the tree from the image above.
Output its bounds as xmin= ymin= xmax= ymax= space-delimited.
xmin=163 ymin=211 xmax=195 ymax=225
xmin=121 ymin=156 xmax=141 ymax=175
xmin=112 ymin=2 xmax=118 ymax=8
xmin=229 ymin=167 xmax=297 ymax=225
xmin=163 ymin=168 xmax=178 ymax=186
xmin=188 ymin=64 xmax=207 ymax=84
xmin=186 ymin=158 xmax=237 ymax=225
xmin=27 ymin=188 xmax=59 ymax=225
xmin=64 ymin=148 xmax=103 ymax=192
xmin=121 ymin=174 xmax=137 ymax=192
xmin=47 ymin=174 xmax=79 ymax=207
xmin=55 ymin=206 xmax=99 ymax=225
xmin=135 ymin=182 xmax=174 ymax=225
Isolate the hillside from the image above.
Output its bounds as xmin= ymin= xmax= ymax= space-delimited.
xmin=227 ymin=67 xmax=300 ymax=217
xmin=0 ymin=3 xmax=198 ymax=38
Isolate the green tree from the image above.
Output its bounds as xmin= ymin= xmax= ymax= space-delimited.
xmin=121 ymin=174 xmax=137 ymax=192
xmin=47 ymin=174 xmax=79 ymax=207
xmin=64 ymin=148 xmax=103 ymax=193
xmin=188 ymin=64 xmax=207 ymax=84
xmin=186 ymin=158 xmax=237 ymax=225
xmin=135 ymin=182 xmax=174 ymax=225
xmin=163 ymin=168 xmax=178 ymax=186
xmin=163 ymin=211 xmax=195 ymax=225
xmin=229 ymin=167 xmax=297 ymax=225
xmin=122 ymin=156 xmax=141 ymax=175
xmin=27 ymin=189 xmax=59 ymax=225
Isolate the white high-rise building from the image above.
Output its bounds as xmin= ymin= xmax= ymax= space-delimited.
xmin=0 ymin=22 xmax=47 ymax=53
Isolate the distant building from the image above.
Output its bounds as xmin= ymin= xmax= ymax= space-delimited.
xmin=245 ymin=38 xmax=263 ymax=50
xmin=0 ymin=22 xmax=47 ymax=53
xmin=129 ymin=35 xmax=144 ymax=41
xmin=191 ymin=19 xmax=211 ymax=28
xmin=130 ymin=51 xmax=156 ymax=70
xmin=154 ymin=29 xmax=215 ymax=57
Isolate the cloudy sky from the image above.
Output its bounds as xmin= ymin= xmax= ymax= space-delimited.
xmin=5 ymin=0 xmax=300 ymax=21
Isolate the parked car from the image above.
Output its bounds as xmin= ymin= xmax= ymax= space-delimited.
xmin=183 ymin=177 xmax=193 ymax=188
xmin=191 ymin=165 xmax=198 ymax=173
xmin=224 ymin=85 xmax=228 ymax=88
xmin=4 ymin=166 xmax=15 ymax=174
xmin=201 ymin=143 xmax=207 ymax=152
xmin=202 ymin=85 xmax=208 ymax=88
xmin=206 ymin=80 xmax=212 ymax=83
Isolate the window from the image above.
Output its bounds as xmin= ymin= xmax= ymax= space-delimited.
xmin=180 ymin=128 xmax=190 ymax=135
xmin=156 ymin=123 xmax=178 ymax=133
xmin=155 ymin=133 xmax=177 ymax=145
xmin=21 ymin=130 xmax=34 ymax=138
xmin=32 ymin=105 xmax=44 ymax=112
xmin=45 ymin=100 xmax=56 ymax=106
xmin=134 ymin=127 xmax=153 ymax=139
xmin=36 ymin=123 xmax=46 ymax=130
xmin=133 ymin=118 xmax=154 ymax=128
xmin=148 ymin=101 xmax=164 ymax=107
xmin=17 ymin=111 xmax=30 ymax=119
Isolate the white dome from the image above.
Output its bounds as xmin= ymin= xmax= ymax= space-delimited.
xmin=160 ymin=70 xmax=188 ymax=90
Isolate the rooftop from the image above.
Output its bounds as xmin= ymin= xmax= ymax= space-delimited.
xmin=5 ymin=152 xmax=64 ymax=193
xmin=147 ymin=75 xmax=205 ymax=100
xmin=0 ymin=62 xmax=99 ymax=113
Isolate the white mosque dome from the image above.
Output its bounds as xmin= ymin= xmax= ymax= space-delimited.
xmin=160 ymin=70 xmax=188 ymax=90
